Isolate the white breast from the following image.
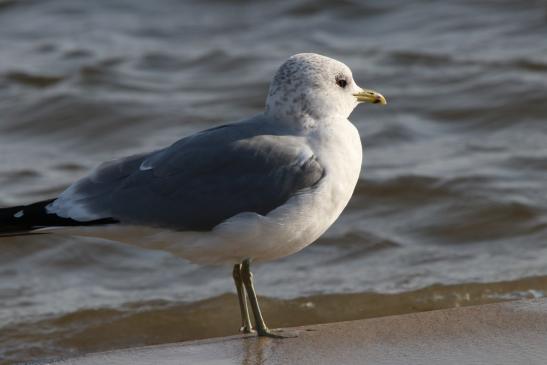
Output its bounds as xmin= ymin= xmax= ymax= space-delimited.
xmin=246 ymin=118 xmax=363 ymax=261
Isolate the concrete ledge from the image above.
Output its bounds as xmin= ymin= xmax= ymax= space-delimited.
xmin=54 ymin=298 xmax=547 ymax=365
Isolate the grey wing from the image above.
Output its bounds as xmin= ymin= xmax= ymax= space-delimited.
xmin=49 ymin=122 xmax=325 ymax=231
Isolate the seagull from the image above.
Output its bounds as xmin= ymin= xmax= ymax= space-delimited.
xmin=0 ymin=53 xmax=386 ymax=338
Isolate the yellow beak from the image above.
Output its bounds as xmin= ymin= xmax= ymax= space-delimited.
xmin=353 ymin=89 xmax=387 ymax=105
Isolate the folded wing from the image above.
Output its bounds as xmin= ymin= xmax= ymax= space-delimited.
xmin=49 ymin=119 xmax=325 ymax=231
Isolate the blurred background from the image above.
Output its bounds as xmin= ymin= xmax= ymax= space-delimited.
xmin=1 ymin=0 xmax=546 ymax=363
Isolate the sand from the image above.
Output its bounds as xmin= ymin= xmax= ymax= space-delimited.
xmin=54 ymin=298 xmax=547 ymax=365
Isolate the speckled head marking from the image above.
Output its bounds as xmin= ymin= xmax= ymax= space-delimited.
xmin=265 ymin=53 xmax=364 ymax=122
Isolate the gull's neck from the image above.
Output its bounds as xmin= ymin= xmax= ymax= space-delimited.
xmin=264 ymin=109 xmax=347 ymax=135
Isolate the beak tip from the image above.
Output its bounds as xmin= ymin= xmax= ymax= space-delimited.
xmin=373 ymin=95 xmax=387 ymax=105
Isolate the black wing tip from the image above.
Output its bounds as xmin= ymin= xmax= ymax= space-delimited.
xmin=0 ymin=199 xmax=119 ymax=235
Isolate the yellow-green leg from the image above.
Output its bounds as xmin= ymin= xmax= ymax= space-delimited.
xmin=241 ymin=259 xmax=293 ymax=338
xmin=232 ymin=263 xmax=253 ymax=333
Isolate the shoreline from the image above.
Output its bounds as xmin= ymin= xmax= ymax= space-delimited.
xmin=54 ymin=298 xmax=547 ymax=365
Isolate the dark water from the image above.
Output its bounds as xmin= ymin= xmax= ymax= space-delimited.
xmin=1 ymin=0 xmax=547 ymax=363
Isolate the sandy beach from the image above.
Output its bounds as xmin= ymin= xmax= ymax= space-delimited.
xmin=53 ymin=298 xmax=547 ymax=365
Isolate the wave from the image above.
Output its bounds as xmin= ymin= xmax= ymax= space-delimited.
xmin=3 ymin=276 xmax=546 ymax=364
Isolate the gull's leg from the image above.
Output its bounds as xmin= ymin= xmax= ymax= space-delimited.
xmin=241 ymin=259 xmax=294 ymax=338
xmin=232 ymin=263 xmax=254 ymax=334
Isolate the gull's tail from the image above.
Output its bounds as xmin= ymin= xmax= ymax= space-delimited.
xmin=0 ymin=199 xmax=117 ymax=236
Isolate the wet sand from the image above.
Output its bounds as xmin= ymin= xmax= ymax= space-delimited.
xmin=54 ymin=298 xmax=547 ymax=365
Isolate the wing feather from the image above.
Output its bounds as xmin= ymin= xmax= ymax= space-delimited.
xmin=49 ymin=118 xmax=325 ymax=231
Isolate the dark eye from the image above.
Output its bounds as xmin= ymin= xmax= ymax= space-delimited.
xmin=336 ymin=78 xmax=347 ymax=88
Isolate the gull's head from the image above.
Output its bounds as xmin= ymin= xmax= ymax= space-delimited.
xmin=265 ymin=53 xmax=386 ymax=121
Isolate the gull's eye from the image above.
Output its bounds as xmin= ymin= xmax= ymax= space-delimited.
xmin=336 ymin=77 xmax=347 ymax=88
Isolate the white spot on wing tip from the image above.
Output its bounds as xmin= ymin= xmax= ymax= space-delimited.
xmin=14 ymin=210 xmax=24 ymax=218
